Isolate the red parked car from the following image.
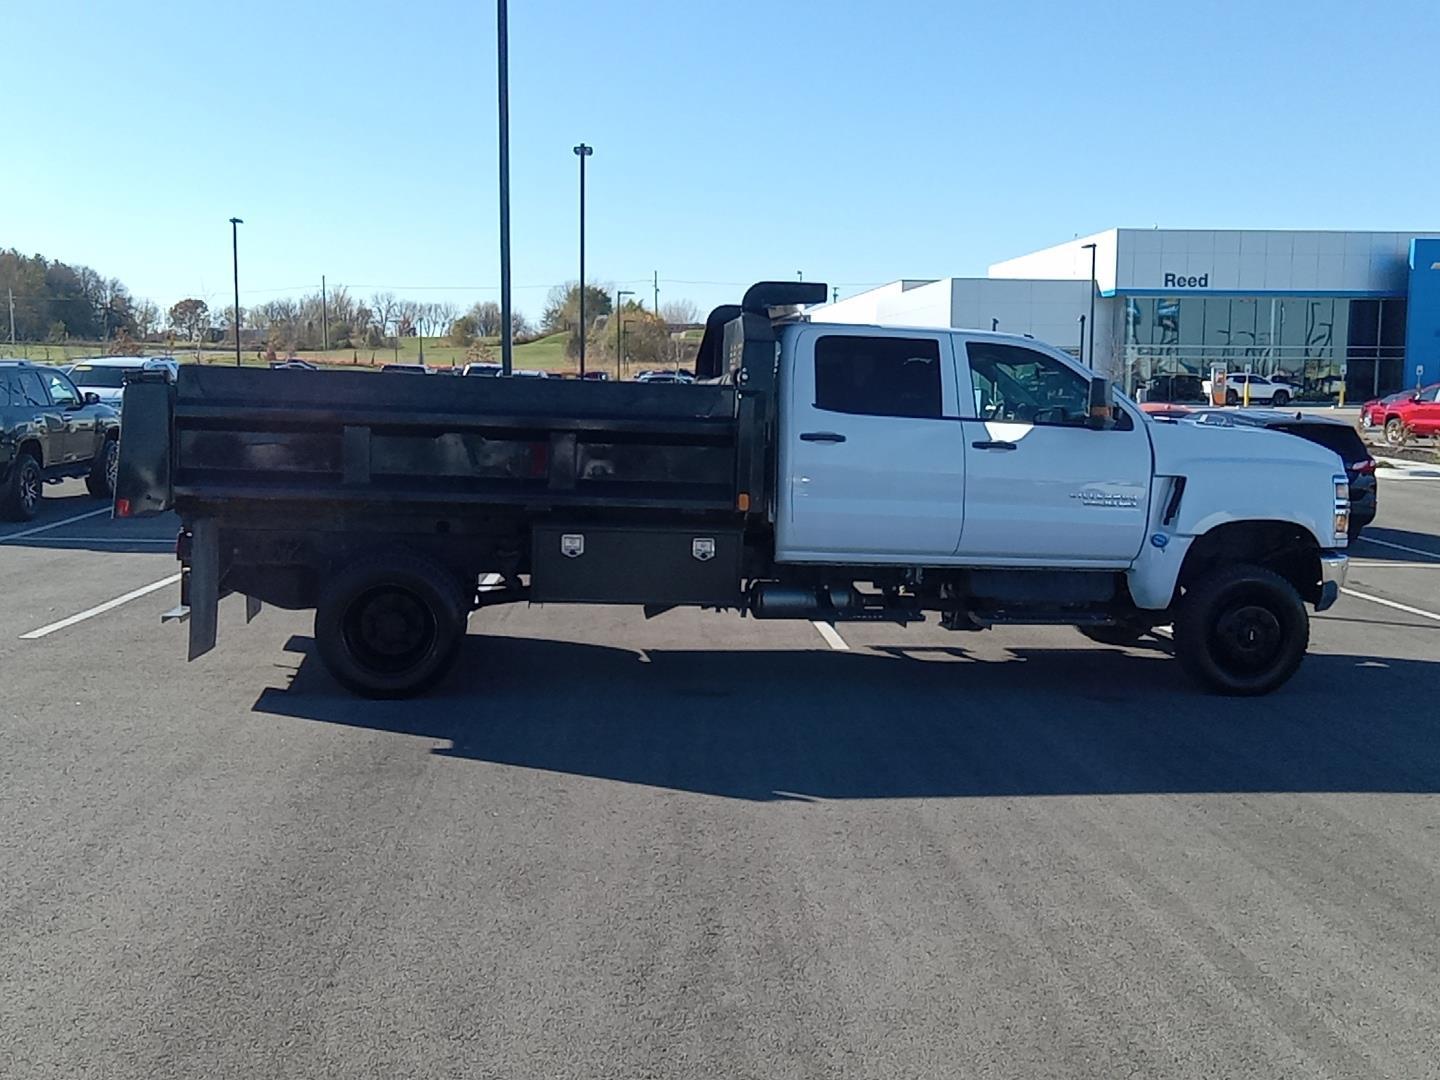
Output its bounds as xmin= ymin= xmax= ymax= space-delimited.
xmin=1378 ymin=384 xmax=1440 ymax=444
xmin=1361 ymin=382 xmax=1439 ymax=430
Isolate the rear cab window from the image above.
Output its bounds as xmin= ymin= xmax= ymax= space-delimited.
xmin=813 ymin=335 xmax=944 ymax=419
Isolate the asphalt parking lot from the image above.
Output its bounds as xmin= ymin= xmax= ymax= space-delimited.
xmin=3 ymin=475 xmax=1439 ymax=1079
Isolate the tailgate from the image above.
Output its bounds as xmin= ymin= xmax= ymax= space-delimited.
xmin=114 ymin=370 xmax=174 ymax=516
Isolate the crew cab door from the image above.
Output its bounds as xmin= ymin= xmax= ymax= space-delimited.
xmin=1408 ymin=384 xmax=1440 ymax=435
xmin=954 ymin=337 xmax=1151 ymax=565
xmin=38 ymin=368 xmax=92 ymax=464
xmin=777 ymin=327 xmax=967 ymax=560
xmin=14 ymin=370 xmax=67 ymax=465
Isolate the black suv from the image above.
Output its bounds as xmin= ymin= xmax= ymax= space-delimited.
xmin=0 ymin=361 xmax=122 ymax=520
xmin=1175 ymin=408 xmax=1378 ymax=537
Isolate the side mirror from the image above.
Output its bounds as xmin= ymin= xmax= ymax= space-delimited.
xmin=83 ymin=391 xmax=101 ymax=405
xmin=1086 ymin=376 xmax=1111 ymax=429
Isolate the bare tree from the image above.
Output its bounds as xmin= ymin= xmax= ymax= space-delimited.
xmin=469 ymin=300 xmax=502 ymax=337
xmin=368 ymin=292 xmax=399 ymax=335
xmin=660 ymin=299 xmax=701 ymax=326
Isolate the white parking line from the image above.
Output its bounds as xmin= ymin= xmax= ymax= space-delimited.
xmin=20 ymin=573 xmax=182 ymax=640
xmin=22 ymin=536 xmax=174 ymax=545
xmin=1355 ymin=536 xmax=1440 ymax=561
xmin=1339 ymin=587 xmax=1440 ymax=624
xmin=0 ymin=507 xmax=110 ymax=543
xmin=811 ymin=621 xmax=850 ymax=651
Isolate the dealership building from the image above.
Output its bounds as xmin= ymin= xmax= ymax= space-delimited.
xmin=810 ymin=228 xmax=1440 ymax=401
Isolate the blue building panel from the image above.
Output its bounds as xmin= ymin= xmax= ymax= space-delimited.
xmin=1408 ymin=238 xmax=1440 ymax=388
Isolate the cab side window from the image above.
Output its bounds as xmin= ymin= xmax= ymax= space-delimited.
xmin=965 ymin=341 xmax=1097 ymax=427
xmin=814 ymin=335 xmax=942 ymax=419
xmin=18 ymin=371 xmax=49 ymax=407
xmin=1 ymin=373 xmax=13 ymax=406
xmin=44 ymin=371 xmax=80 ymax=407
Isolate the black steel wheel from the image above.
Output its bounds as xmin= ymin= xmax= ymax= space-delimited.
xmin=314 ymin=554 xmax=467 ymax=698
xmin=86 ymin=436 xmax=118 ymax=498
xmin=1174 ymin=563 xmax=1308 ymax=695
xmin=1 ymin=451 xmax=42 ymax=521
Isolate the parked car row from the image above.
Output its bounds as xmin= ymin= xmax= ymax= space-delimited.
xmin=0 ymin=360 xmax=121 ymax=520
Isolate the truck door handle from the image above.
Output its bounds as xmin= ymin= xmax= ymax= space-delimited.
xmin=800 ymin=431 xmax=847 ymax=443
xmin=971 ymin=440 xmax=1017 ymax=451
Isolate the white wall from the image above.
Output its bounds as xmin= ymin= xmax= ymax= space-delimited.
xmin=989 ymin=229 xmax=1119 ymax=294
xmin=1113 ymin=229 xmax=1433 ymax=294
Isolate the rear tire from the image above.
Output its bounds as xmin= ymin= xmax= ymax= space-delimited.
xmin=1077 ymin=624 xmax=1147 ymax=647
xmin=314 ymin=553 xmax=468 ymax=698
xmin=1173 ymin=563 xmax=1308 ymax=695
xmin=1272 ymin=390 xmax=1290 ymax=406
xmin=0 ymin=451 xmax=42 ymax=521
xmin=86 ymin=436 xmax=118 ymax=499
xmin=1225 ymin=389 xmax=1239 ymax=406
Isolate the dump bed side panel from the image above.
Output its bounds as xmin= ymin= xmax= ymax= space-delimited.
xmin=170 ymin=366 xmax=741 ymax=512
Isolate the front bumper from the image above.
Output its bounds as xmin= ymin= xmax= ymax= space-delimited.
xmin=1316 ymin=552 xmax=1348 ymax=612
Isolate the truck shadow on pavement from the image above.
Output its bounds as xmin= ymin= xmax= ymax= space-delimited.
xmin=253 ymin=634 xmax=1440 ymax=801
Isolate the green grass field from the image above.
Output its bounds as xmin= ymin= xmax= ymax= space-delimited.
xmin=1 ymin=333 xmax=577 ymax=373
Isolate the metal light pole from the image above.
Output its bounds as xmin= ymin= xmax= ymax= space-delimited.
xmin=573 ymin=143 xmax=593 ymax=376
xmin=1081 ymin=242 xmax=1098 ymax=368
xmin=498 ymin=0 xmax=513 ymax=375
xmin=321 ymin=275 xmax=328 ymax=350
xmin=229 ymin=217 xmax=243 ymax=366
xmin=615 ymin=289 xmax=634 ymax=379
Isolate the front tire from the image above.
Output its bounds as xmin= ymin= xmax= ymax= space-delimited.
xmin=1173 ymin=564 xmax=1308 ymax=695
xmin=86 ymin=436 xmax=118 ymax=499
xmin=1 ymin=451 xmax=42 ymax=521
xmin=1384 ymin=418 xmax=1406 ymax=445
xmin=314 ymin=554 xmax=467 ymax=698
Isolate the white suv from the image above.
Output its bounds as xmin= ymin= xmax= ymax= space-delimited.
xmin=67 ymin=356 xmax=179 ymax=408
xmin=1201 ymin=372 xmax=1297 ymax=406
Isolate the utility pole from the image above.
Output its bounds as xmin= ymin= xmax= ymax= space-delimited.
xmin=7 ymin=288 xmax=14 ymax=346
xmin=653 ymin=271 xmax=659 ymax=315
xmin=573 ymin=143 xmax=593 ymax=376
xmin=1081 ymin=242 xmax=1098 ymax=368
xmin=616 ymin=288 xmax=634 ymax=379
xmin=498 ymin=0 xmax=513 ymax=375
xmin=229 ymin=217 xmax=244 ymax=367
xmin=832 ymin=286 xmax=838 ymax=304
xmin=321 ymin=275 xmax=329 ymax=350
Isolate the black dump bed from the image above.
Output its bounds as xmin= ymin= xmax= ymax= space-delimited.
xmin=129 ymin=364 xmax=741 ymax=514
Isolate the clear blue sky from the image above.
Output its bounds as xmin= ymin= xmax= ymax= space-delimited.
xmin=6 ymin=0 xmax=1438 ymax=321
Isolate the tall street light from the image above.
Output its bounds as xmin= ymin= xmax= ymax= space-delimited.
xmin=1081 ymin=242 xmax=1098 ymax=368
xmin=229 ymin=217 xmax=243 ymax=367
xmin=615 ymin=289 xmax=634 ymax=379
xmin=498 ymin=0 xmax=513 ymax=375
xmin=573 ymin=143 xmax=593 ymax=377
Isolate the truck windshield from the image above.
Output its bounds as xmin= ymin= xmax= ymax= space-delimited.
xmin=70 ymin=366 xmax=135 ymax=388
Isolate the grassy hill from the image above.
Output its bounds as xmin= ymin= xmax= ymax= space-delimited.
xmin=2 ymin=332 xmax=579 ymax=373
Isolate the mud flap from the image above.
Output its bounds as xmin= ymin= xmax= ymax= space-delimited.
xmin=188 ymin=517 xmax=219 ymax=660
